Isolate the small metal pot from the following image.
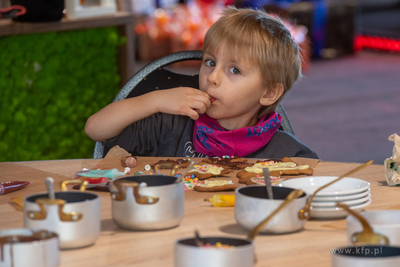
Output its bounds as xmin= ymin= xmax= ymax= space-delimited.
xmin=175 ymin=237 xmax=254 ymax=267
xmin=110 ymin=164 xmax=184 ymax=230
xmin=0 ymin=228 xmax=59 ymax=267
xmin=235 ymin=186 xmax=308 ymax=234
xmin=23 ymin=180 xmax=101 ymax=249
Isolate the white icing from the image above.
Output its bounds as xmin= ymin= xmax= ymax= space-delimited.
xmin=244 ymin=161 xmax=309 ymax=174
xmin=192 ymin=164 xmax=224 ymax=175
xmin=197 ymin=180 xmax=233 ymax=187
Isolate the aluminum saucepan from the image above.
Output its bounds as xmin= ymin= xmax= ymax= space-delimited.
xmin=235 ymin=186 xmax=308 ymax=234
xmin=175 ymin=236 xmax=254 ymax=267
xmin=110 ymin=163 xmax=184 ymax=230
xmin=23 ymin=180 xmax=100 ymax=249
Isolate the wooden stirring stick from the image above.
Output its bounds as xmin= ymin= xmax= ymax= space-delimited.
xmin=247 ymin=189 xmax=304 ymax=240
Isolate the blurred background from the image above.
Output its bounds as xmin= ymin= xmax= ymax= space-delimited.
xmin=0 ymin=0 xmax=399 ymax=163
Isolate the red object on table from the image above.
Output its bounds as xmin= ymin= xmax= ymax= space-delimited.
xmin=0 ymin=181 xmax=29 ymax=195
xmin=80 ymin=177 xmax=109 ymax=184
xmin=0 ymin=5 xmax=26 ymax=19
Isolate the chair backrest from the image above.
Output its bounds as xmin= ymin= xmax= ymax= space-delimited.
xmin=93 ymin=50 xmax=294 ymax=158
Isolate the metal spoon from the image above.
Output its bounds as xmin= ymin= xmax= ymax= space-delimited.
xmin=298 ymin=160 xmax=373 ymax=220
xmin=194 ymin=230 xmax=204 ymax=247
xmin=337 ymin=203 xmax=389 ymax=245
xmin=176 ymin=161 xmax=196 ymax=183
xmin=263 ymin=168 xmax=273 ymax=199
xmin=45 ymin=177 xmax=55 ymax=199
xmin=247 ymin=189 xmax=304 ymax=240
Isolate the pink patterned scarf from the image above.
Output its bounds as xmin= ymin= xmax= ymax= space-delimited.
xmin=193 ymin=112 xmax=282 ymax=157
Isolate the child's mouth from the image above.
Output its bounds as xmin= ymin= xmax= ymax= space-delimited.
xmin=208 ymin=94 xmax=216 ymax=103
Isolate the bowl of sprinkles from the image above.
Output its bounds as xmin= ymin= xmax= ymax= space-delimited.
xmin=175 ymin=236 xmax=254 ymax=267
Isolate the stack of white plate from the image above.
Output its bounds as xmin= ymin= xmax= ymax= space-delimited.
xmin=278 ymin=176 xmax=371 ymax=219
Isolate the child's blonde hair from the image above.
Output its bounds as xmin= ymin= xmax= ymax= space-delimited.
xmin=203 ymin=6 xmax=302 ymax=117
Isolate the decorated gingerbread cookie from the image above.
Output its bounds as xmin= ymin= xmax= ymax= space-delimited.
xmin=237 ymin=173 xmax=282 ymax=184
xmin=151 ymin=158 xmax=192 ymax=169
xmin=187 ymin=164 xmax=232 ymax=179
xmin=201 ymin=156 xmax=253 ymax=170
xmin=183 ymin=177 xmax=204 ymax=191
xmin=237 ymin=157 xmax=313 ymax=180
xmin=244 ymin=176 xmax=287 ymax=186
xmin=194 ymin=180 xmax=238 ymax=192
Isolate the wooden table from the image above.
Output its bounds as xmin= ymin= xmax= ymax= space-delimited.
xmin=0 ymin=158 xmax=398 ymax=267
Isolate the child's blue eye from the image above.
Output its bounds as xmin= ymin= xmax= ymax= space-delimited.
xmin=205 ymin=59 xmax=215 ymax=67
xmin=229 ymin=67 xmax=240 ymax=75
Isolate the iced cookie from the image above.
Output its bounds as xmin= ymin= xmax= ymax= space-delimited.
xmin=244 ymin=176 xmax=287 ymax=185
xmin=187 ymin=164 xmax=232 ymax=179
xmin=237 ymin=173 xmax=282 ymax=184
xmin=201 ymin=156 xmax=253 ymax=170
xmin=151 ymin=158 xmax=192 ymax=169
xmin=183 ymin=177 xmax=204 ymax=191
xmin=237 ymin=157 xmax=313 ymax=180
xmin=194 ymin=180 xmax=238 ymax=192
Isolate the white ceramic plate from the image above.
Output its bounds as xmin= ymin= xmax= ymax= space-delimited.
xmin=278 ymin=176 xmax=370 ymax=196
xmin=311 ymin=194 xmax=371 ymax=207
xmin=312 ymin=188 xmax=370 ymax=201
xmin=310 ymin=199 xmax=371 ymax=219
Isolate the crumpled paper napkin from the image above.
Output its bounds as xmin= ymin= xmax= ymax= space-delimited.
xmin=384 ymin=133 xmax=400 ymax=186
xmin=81 ymin=145 xmax=132 ymax=172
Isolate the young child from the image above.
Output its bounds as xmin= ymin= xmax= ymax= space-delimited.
xmin=85 ymin=6 xmax=318 ymax=159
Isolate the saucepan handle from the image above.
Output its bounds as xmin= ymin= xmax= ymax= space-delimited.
xmin=27 ymin=198 xmax=82 ymax=222
xmin=60 ymin=179 xmax=88 ymax=192
xmin=111 ymin=179 xmax=159 ymax=204
xmin=153 ymin=162 xmax=179 ymax=176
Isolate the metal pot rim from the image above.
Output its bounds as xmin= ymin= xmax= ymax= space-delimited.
xmin=24 ymin=191 xmax=99 ymax=204
xmin=235 ymin=185 xmax=308 ymax=201
xmin=111 ymin=175 xmax=183 ymax=189
xmin=176 ymin=236 xmax=254 ymax=249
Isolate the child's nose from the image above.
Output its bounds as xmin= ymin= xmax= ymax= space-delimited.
xmin=207 ymin=68 xmax=221 ymax=87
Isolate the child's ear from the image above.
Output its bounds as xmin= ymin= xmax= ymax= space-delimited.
xmin=259 ymin=83 xmax=284 ymax=106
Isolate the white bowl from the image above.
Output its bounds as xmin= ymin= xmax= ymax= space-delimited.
xmin=347 ymin=210 xmax=400 ymax=246
xmin=279 ymin=176 xmax=370 ymax=196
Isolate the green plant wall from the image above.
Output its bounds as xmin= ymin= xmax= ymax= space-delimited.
xmin=0 ymin=27 xmax=125 ymax=161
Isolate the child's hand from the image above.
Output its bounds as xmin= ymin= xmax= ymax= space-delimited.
xmin=155 ymin=87 xmax=211 ymax=120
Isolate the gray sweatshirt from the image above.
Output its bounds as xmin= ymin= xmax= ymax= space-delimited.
xmin=103 ymin=113 xmax=319 ymax=159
